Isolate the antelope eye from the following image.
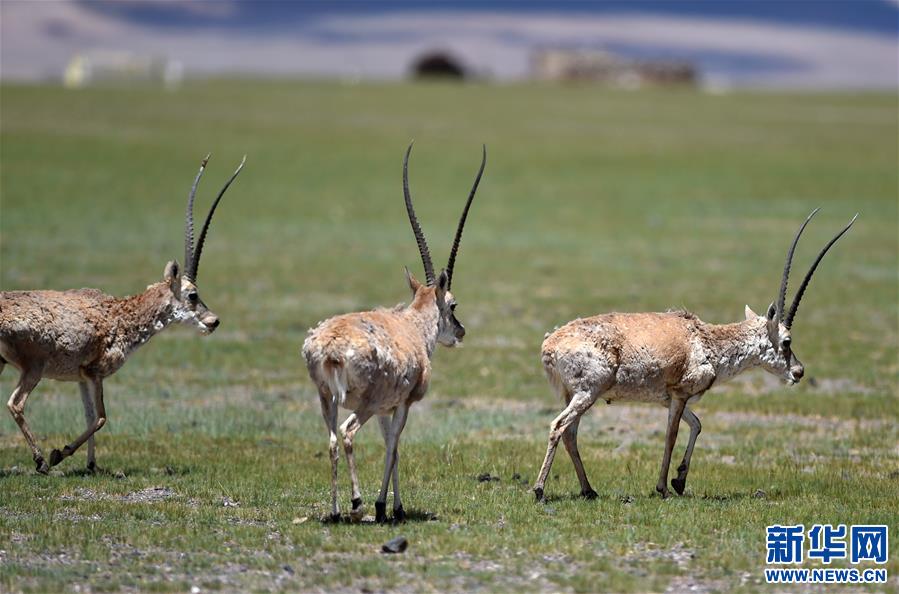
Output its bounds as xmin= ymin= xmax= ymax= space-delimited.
xmin=450 ymin=303 xmax=457 ymax=312
xmin=781 ymin=338 xmax=791 ymax=349
xmin=188 ymin=292 xmax=198 ymax=303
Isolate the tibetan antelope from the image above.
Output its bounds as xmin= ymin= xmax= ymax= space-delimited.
xmin=0 ymin=155 xmax=244 ymax=474
xmin=303 ymin=143 xmax=486 ymax=523
xmin=533 ymin=210 xmax=857 ymax=501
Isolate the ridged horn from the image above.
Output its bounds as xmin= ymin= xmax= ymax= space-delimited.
xmin=402 ymin=142 xmax=436 ymax=286
xmin=775 ymin=208 xmax=819 ymax=322
xmin=446 ymin=144 xmax=486 ymax=290
xmin=187 ymin=156 xmax=246 ymax=282
xmin=784 ymin=214 xmax=857 ymax=328
xmin=184 ymin=154 xmax=209 ymax=279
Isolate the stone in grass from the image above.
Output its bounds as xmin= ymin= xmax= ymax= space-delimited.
xmin=382 ymin=536 xmax=408 ymax=554
xmin=753 ymin=489 xmax=767 ymax=499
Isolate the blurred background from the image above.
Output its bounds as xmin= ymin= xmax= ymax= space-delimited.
xmin=2 ymin=0 xmax=897 ymax=89
xmin=0 ymin=3 xmax=897 ymax=592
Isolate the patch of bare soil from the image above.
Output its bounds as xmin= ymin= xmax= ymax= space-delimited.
xmin=449 ymin=395 xmax=891 ymax=445
xmin=625 ymin=542 xmax=695 ymax=571
xmin=664 ymin=575 xmax=728 ymax=594
xmin=723 ymin=372 xmax=873 ymax=396
xmin=54 ymin=509 xmax=101 ymax=522
xmin=58 ymin=486 xmax=176 ymax=504
xmin=59 ymin=487 xmax=103 ymax=502
xmin=120 ymin=486 xmax=175 ymax=503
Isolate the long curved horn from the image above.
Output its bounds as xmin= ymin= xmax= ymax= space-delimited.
xmin=184 ymin=154 xmax=210 ymax=277
xmin=784 ymin=213 xmax=857 ymax=328
xmin=403 ymin=142 xmax=436 ymax=286
xmin=446 ymin=144 xmax=486 ymax=290
xmin=776 ymin=208 xmax=819 ymax=322
xmin=188 ymin=156 xmax=246 ymax=282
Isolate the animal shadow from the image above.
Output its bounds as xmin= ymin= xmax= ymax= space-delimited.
xmin=320 ymin=507 xmax=438 ymax=526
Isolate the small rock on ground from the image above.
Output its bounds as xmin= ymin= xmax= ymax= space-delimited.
xmin=382 ymin=536 xmax=408 ymax=554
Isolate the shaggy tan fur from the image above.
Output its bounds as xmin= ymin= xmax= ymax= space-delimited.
xmin=535 ymin=307 xmax=802 ymax=501
xmin=302 ymin=142 xmax=485 ymax=524
xmin=1 ymin=263 xmax=221 ymax=474
xmin=303 ymin=271 xmax=462 ymax=523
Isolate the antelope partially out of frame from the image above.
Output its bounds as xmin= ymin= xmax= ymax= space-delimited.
xmin=303 ymin=143 xmax=486 ymax=523
xmin=533 ymin=210 xmax=857 ymax=501
xmin=0 ymin=155 xmax=244 ymax=474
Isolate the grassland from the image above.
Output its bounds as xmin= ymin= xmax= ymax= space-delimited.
xmin=0 ymin=80 xmax=896 ymax=593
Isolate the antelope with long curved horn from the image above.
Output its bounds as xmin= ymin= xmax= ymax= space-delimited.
xmin=303 ymin=142 xmax=486 ymax=523
xmin=0 ymin=155 xmax=244 ymax=473
xmin=533 ymin=210 xmax=857 ymax=501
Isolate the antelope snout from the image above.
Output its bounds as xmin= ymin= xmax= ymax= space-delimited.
xmin=790 ymin=365 xmax=804 ymax=383
xmin=202 ymin=315 xmax=221 ymax=333
xmin=456 ymin=324 xmax=466 ymax=341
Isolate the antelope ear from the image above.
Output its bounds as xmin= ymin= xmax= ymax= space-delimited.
xmin=164 ymin=260 xmax=181 ymax=296
xmin=435 ymin=269 xmax=449 ymax=304
xmin=744 ymin=304 xmax=758 ymax=320
xmin=404 ymin=266 xmax=422 ymax=296
xmin=765 ymin=300 xmax=780 ymax=342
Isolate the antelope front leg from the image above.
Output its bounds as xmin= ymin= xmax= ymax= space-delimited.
xmin=340 ymin=411 xmax=371 ymax=520
xmin=656 ymin=397 xmax=686 ymax=498
xmin=6 ymin=367 xmax=47 ymax=473
xmin=79 ymin=382 xmax=98 ymax=472
xmin=533 ymin=390 xmax=598 ymax=502
xmin=49 ymin=376 xmax=106 ymax=468
xmin=376 ymin=404 xmax=408 ymax=523
xmin=671 ymin=406 xmax=701 ymax=495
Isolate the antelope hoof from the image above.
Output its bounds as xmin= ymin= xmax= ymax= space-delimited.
xmin=393 ymin=505 xmax=406 ymax=523
xmin=581 ymin=488 xmax=598 ymax=500
xmin=533 ymin=487 xmax=545 ymax=503
xmin=328 ymin=512 xmax=341 ymax=523
xmin=349 ymin=498 xmax=365 ymax=522
xmin=375 ymin=501 xmax=387 ymax=524
xmin=655 ymin=485 xmax=671 ymax=499
xmin=35 ymin=457 xmax=49 ymax=475
xmin=49 ymin=448 xmax=65 ymax=467
xmin=86 ymin=461 xmax=97 ymax=474
xmin=671 ymin=478 xmax=686 ymax=496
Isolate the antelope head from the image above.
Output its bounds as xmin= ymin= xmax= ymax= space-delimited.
xmin=166 ymin=154 xmax=245 ymax=335
xmin=401 ymin=142 xmax=486 ymax=347
xmin=747 ymin=209 xmax=857 ymax=384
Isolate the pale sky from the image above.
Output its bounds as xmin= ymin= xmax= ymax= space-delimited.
xmin=2 ymin=0 xmax=896 ymax=89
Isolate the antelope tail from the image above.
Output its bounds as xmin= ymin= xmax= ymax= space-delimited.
xmin=322 ymin=354 xmax=348 ymax=407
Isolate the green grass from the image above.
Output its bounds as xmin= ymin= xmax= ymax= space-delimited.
xmin=1 ymin=80 xmax=896 ymax=593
